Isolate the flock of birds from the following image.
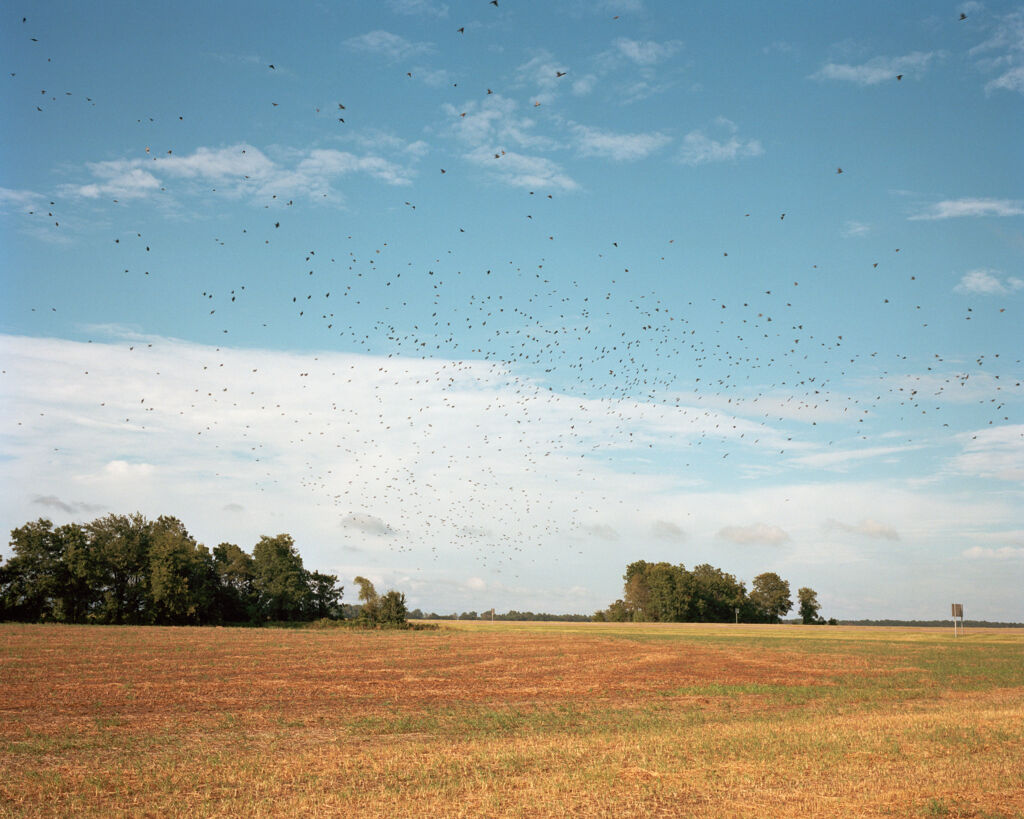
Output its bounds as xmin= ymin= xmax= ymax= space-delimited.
xmin=9 ymin=7 xmax=1019 ymax=575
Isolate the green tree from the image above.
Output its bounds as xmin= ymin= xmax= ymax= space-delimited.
xmin=86 ymin=513 xmax=152 ymax=624
xmin=623 ymin=560 xmax=692 ymax=622
xmin=146 ymin=516 xmax=209 ymax=624
xmin=306 ymin=570 xmax=343 ymax=619
xmin=353 ymin=575 xmax=380 ymax=623
xmin=797 ymin=586 xmax=823 ymax=624
xmin=749 ymin=572 xmax=792 ymax=623
xmin=378 ymin=590 xmax=408 ymax=625
xmin=252 ymin=534 xmax=310 ymax=621
xmin=1 ymin=519 xmax=67 ymax=621
xmin=212 ymin=542 xmax=257 ymax=622
xmin=689 ymin=563 xmax=747 ymax=622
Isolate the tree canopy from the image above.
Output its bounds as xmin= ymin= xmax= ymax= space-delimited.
xmin=0 ymin=514 xmax=343 ymax=625
xmin=597 ymin=561 xmax=816 ymax=624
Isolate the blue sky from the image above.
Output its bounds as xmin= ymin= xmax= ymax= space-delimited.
xmin=2 ymin=0 xmax=1022 ymax=619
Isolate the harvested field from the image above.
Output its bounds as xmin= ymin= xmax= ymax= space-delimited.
xmin=1 ymin=622 xmax=1022 ymax=817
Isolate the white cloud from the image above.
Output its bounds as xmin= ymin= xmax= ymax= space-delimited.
xmin=465 ymin=146 xmax=578 ymax=191
xmin=571 ymin=74 xmax=598 ymax=95
xmin=515 ymin=53 xmax=572 ymax=103
xmin=954 ymin=269 xmax=1024 ymax=295
xmin=790 ymin=444 xmax=923 ymax=470
xmin=446 ymin=94 xmax=557 ymax=152
xmin=717 ymin=524 xmax=790 ymax=545
xmin=0 ymin=186 xmax=48 ymax=213
xmin=963 ymin=546 xmax=1024 ymax=559
xmin=842 ymin=220 xmax=871 ymax=238
xmin=951 ymin=425 xmax=1024 ymax=481
xmin=386 ymin=0 xmax=448 ymax=18
xmin=344 ymin=30 xmax=434 ymax=62
xmin=825 ymin=518 xmax=900 ymax=540
xmin=581 ymin=523 xmax=620 ymax=541
xmin=62 ymin=143 xmax=415 ymax=205
xmin=909 ymin=198 xmax=1024 ymax=220
xmin=970 ymin=9 xmax=1024 ymax=95
xmin=812 ymin=51 xmax=940 ymax=85
xmin=615 ymin=38 xmax=682 ymax=65
xmin=73 ymin=162 xmax=162 ymax=200
xmin=651 ymin=520 xmax=687 ymax=543
xmin=341 ymin=513 xmax=395 ymax=536
xmin=573 ymin=125 xmax=671 ymax=161
xmin=466 ymin=576 xmax=487 ymax=591
xmin=677 ymin=119 xmax=763 ymax=166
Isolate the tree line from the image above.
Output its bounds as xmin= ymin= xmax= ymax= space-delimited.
xmin=0 ymin=514 xmax=405 ymax=626
xmin=594 ymin=560 xmax=832 ymax=624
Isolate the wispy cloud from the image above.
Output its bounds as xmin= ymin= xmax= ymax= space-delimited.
xmin=614 ymin=38 xmax=682 ymax=66
xmin=0 ymin=186 xmax=49 ymax=213
xmin=677 ymin=118 xmax=763 ymax=166
xmin=466 ymin=147 xmax=578 ymax=190
xmin=446 ymin=94 xmax=557 ymax=151
xmin=954 ymin=269 xmax=1024 ymax=295
xmin=344 ymin=30 xmax=434 ymax=62
xmin=573 ymin=125 xmax=671 ymax=161
xmin=31 ymin=495 xmax=105 ymax=515
xmin=445 ymin=95 xmax=577 ymax=190
xmin=717 ymin=524 xmax=790 ymax=545
xmin=963 ymin=545 xmax=1024 ymax=559
xmin=951 ymin=425 xmax=1024 ymax=481
xmin=342 ymin=513 xmax=396 ymax=536
xmin=62 ymin=144 xmax=416 ymax=204
xmin=909 ymin=198 xmax=1024 ymax=220
xmin=515 ymin=53 xmax=572 ymax=104
xmin=581 ymin=523 xmax=620 ymax=541
xmin=72 ymin=161 xmax=162 ymax=200
xmin=386 ymin=0 xmax=448 ymax=18
xmin=825 ymin=518 xmax=900 ymax=540
xmin=842 ymin=220 xmax=871 ymax=238
xmin=812 ymin=51 xmax=940 ymax=85
xmin=790 ymin=444 xmax=922 ymax=470
xmin=651 ymin=520 xmax=687 ymax=543
xmin=970 ymin=9 xmax=1024 ymax=95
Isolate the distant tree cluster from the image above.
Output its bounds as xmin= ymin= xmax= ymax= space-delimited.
xmin=352 ymin=575 xmax=409 ymax=627
xmin=409 ymin=609 xmax=591 ymax=622
xmin=0 ymin=515 xmax=343 ymax=625
xmin=594 ymin=560 xmax=830 ymax=624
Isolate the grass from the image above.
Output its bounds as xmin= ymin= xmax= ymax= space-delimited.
xmin=1 ymin=621 xmax=1022 ymax=817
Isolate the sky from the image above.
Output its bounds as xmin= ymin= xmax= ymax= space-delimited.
xmin=1 ymin=0 xmax=1022 ymax=620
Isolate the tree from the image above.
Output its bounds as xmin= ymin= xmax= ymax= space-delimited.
xmin=87 ymin=513 xmax=152 ymax=624
xmin=797 ymin=587 xmax=823 ymax=624
xmin=353 ymin=575 xmax=379 ymax=623
xmin=378 ymin=590 xmax=408 ymax=625
xmin=622 ymin=560 xmax=692 ymax=622
xmin=749 ymin=572 xmax=792 ymax=623
xmin=252 ymin=534 xmax=310 ymax=621
xmin=689 ymin=563 xmax=747 ymax=622
xmin=306 ymin=570 xmax=343 ymax=619
xmin=146 ymin=516 xmax=217 ymax=625
xmin=212 ymin=542 xmax=257 ymax=622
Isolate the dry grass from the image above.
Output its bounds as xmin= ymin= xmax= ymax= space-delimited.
xmin=1 ymin=622 xmax=1022 ymax=817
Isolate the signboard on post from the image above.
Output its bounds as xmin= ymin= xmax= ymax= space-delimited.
xmin=951 ymin=603 xmax=964 ymax=637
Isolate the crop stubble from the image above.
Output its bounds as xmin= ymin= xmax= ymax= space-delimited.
xmin=1 ymin=622 xmax=1022 ymax=817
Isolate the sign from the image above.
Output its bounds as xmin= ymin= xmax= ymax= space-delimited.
xmin=951 ymin=603 xmax=963 ymax=618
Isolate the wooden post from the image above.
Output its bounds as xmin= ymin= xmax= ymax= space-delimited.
xmin=952 ymin=603 xmax=963 ymax=637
